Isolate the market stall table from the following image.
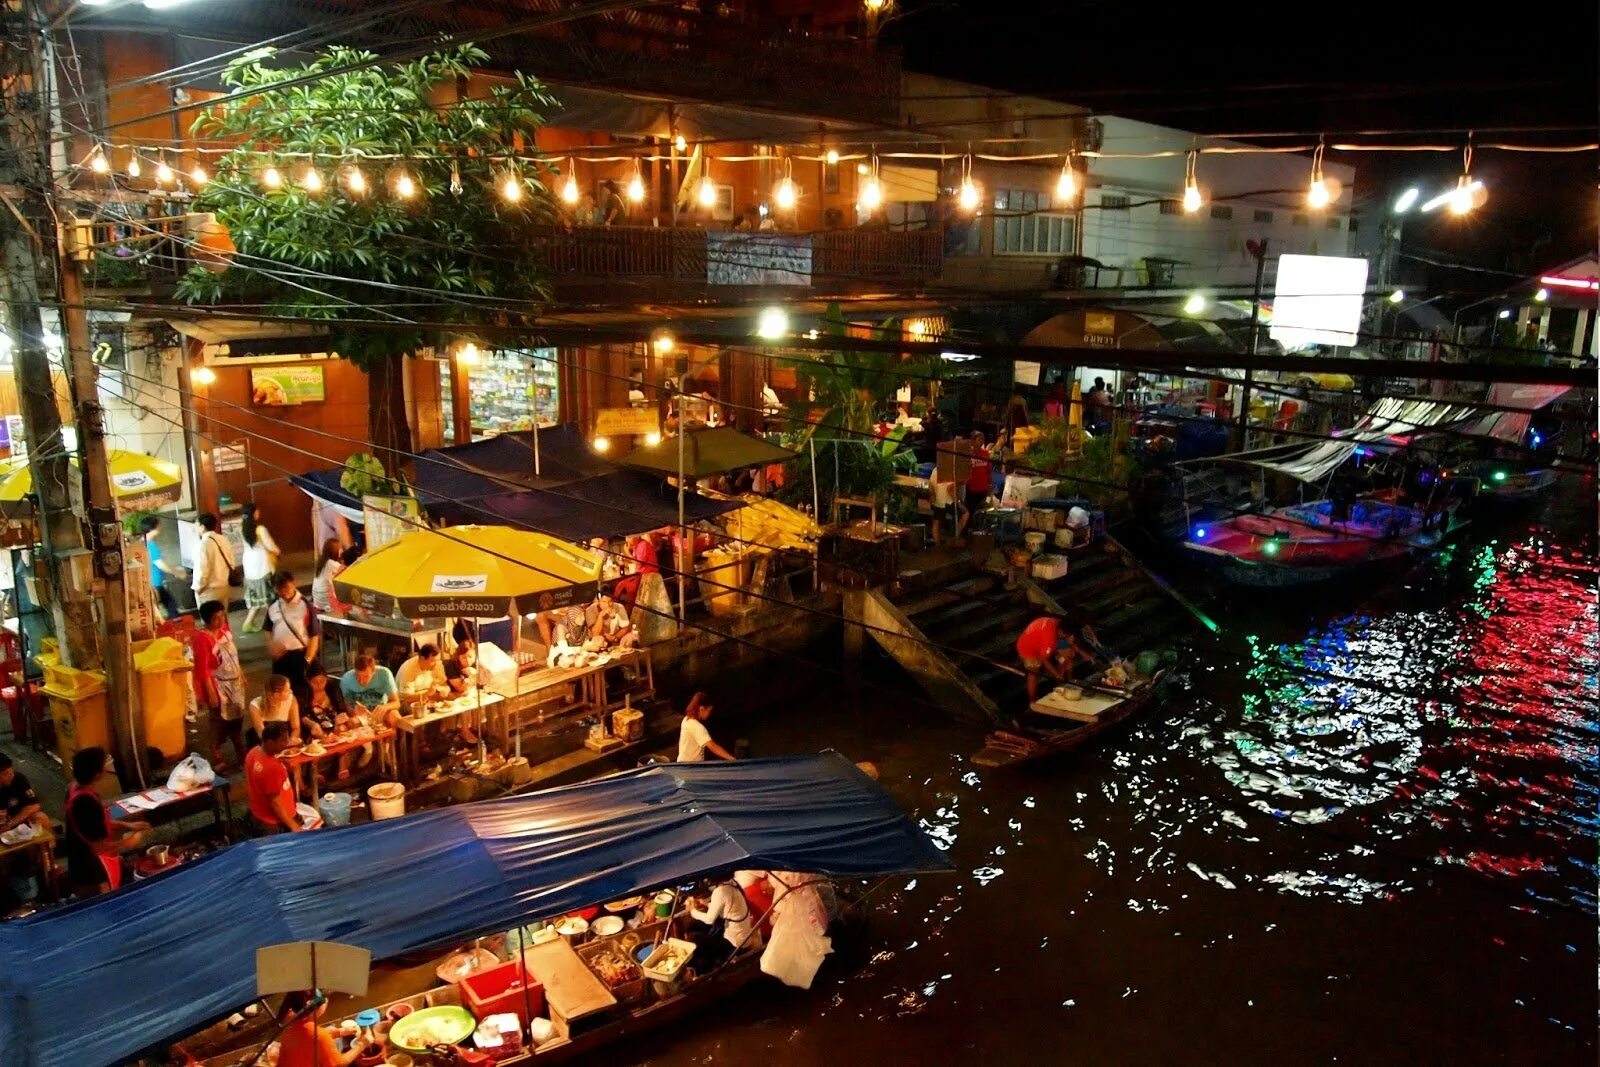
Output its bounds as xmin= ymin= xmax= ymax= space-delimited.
xmin=0 ymin=823 xmax=55 ymax=900
xmin=280 ymin=727 xmax=399 ymax=803
xmin=110 ymin=779 xmax=234 ymax=842
xmin=395 ymin=692 xmax=505 ymax=780
xmin=319 ymin=612 xmax=447 ymax=672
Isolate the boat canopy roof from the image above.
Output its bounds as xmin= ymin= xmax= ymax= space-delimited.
xmin=0 ymin=755 xmax=949 ymax=1067
xmin=1246 ymin=397 xmax=1486 ymax=483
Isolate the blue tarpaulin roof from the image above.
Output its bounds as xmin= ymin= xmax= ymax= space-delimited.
xmin=432 ymin=469 xmax=742 ymax=540
xmin=413 ymin=427 xmax=615 ymax=502
xmin=0 ymin=755 xmax=946 ymax=1067
xmin=289 ymin=467 xmax=366 ymax=523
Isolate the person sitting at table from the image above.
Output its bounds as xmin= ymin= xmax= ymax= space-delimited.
xmin=544 ymin=604 xmax=601 ymax=668
xmin=396 ymin=643 xmax=450 ymax=700
xmin=305 ymin=663 xmax=368 ymax=778
xmin=247 ymin=674 xmax=303 ymax=749
xmin=339 ymin=654 xmax=400 ymax=728
xmin=0 ymin=753 xmax=41 ymax=834
xmin=244 ymin=722 xmax=305 ymax=836
xmin=276 ymin=990 xmax=363 ymax=1067
xmin=62 ymin=746 xmax=149 ymax=896
xmin=444 ymin=637 xmax=479 ymax=697
xmin=587 ymin=587 xmax=639 ymax=651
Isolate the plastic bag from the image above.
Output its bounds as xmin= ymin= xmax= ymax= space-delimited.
xmin=167 ymin=753 xmax=215 ymax=793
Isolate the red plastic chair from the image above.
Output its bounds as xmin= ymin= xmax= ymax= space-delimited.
xmin=0 ymin=630 xmax=39 ymax=745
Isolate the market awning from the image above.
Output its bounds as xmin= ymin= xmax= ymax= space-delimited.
xmin=1455 ymin=383 xmax=1571 ymax=444
xmin=333 ymin=525 xmax=602 ymax=618
xmin=432 ymin=470 xmax=743 ymax=542
xmin=0 ymin=754 xmax=950 ymax=1067
xmin=413 ymin=426 xmax=617 ymax=505
xmin=167 ymin=317 xmax=325 ymax=345
xmin=289 ymin=467 xmax=366 ymax=524
xmin=0 ymin=449 xmax=183 ymax=515
xmin=1247 ymin=396 xmax=1484 ymax=483
xmin=619 ymin=427 xmax=795 ymax=478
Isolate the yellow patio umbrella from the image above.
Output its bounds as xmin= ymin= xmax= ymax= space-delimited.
xmin=334 ymin=524 xmax=603 ymax=619
xmin=0 ymin=449 xmax=183 ymax=514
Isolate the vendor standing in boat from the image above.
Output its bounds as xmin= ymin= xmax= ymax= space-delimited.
xmin=689 ymin=873 xmax=758 ymax=970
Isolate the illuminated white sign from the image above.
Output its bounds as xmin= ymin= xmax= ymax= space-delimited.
xmin=1270 ymin=254 xmax=1370 ymax=347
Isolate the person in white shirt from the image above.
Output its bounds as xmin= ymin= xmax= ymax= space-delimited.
xmin=266 ymin=573 xmax=321 ymax=709
xmin=191 ymin=512 xmax=235 ymax=613
xmin=395 ymin=644 xmax=449 ymax=699
xmin=239 ymin=502 xmax=280 ymax=633
xmin=676 ymin=692 xmax=733 ymax=763
xmin=690 ymin=874 xmax=758 ymax=970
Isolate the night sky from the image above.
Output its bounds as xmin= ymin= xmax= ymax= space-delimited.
xmin=886 ymin=0 xmax=1599 ymax=292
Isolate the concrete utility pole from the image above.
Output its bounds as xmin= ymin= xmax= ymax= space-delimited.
xmin=2 ymin=0 xmax=143 ymax=781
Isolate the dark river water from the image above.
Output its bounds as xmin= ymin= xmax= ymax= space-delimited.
xmin=625 ymin=480 xmax=1598 ymax=1066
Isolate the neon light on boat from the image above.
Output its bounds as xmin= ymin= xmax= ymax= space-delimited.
xmin=1194 ymin=527 xmax=1207 ymax=540
xmin=1493 ymin=471 xmax=1508 ymax=482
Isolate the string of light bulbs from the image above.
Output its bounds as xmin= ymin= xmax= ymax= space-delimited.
xmin=72 ymin=127 xmax=1587 ymax=220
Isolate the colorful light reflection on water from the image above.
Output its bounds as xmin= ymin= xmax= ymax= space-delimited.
xmin=625 ymin=493 xmax=1597 ymax=1065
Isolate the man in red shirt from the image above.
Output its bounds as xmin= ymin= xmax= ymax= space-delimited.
xmin=245 ymin=721 xmax=304 ymax=835
xmin=960 ymin=432 xmax=992 ymax=537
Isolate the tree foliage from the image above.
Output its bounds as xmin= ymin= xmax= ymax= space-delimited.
xmin=178 ymin=44 xmax=558 ymax=362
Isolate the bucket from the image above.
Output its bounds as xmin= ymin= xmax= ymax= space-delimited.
xmin=318 ymin=792 xmax=353 ymax=827
xmin=1023 ymin=531 xmax=1046 ymax=554
xmin=367 ymin=783 xmax=406 ymax=820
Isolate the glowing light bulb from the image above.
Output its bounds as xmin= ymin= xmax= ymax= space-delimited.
xmin=345 ymin=166 xmax=367 ymax=195
xmin=858 ymin=175 xmax=882 ymax=211
xmin=1448 ymin=179 xmax=1476 ymax=215
xmin=756 ymin=307 xmax=788 ymax=339
xmin=1534 ymin=287 xmax=1549 ymax=302
xmin=1182 ymin=182 xmax=1202 ymax=213
xmin=775 ymin=176 xmax=796 ymax=210
xmin=155 ymin=159 xmax=174 ymax=184
xmin=592 ymin=436 xmax=610 ymax=453
xmin=825 ymin=149 xmax=840 ymax=165
xmin=653 ymin=332 xmax=675 ymax=353
xmin=561 ymin=173 xmax=579 ymax=204
xmin=957 ymin=178 xmax=980 ymax=212
xmin=627 ymin=174 xmax=645 ymax=202
xmin=1307 ymin=178 xmax=1330 ymax=209
xmin=394 ymin=172 xmax=416 ymax=199
xmin=126 ymin=155 xmax=142 ymax=179
xmin=262 ymin=166 xmax=281 ymax=189
xmin=191 ymin=365 xmax=217 ymax=386
xmin=501 ymin=174 xmax=522 ymax=202
xmin=1055 ymin=164 xmax=1077 ymax=201
xmin=673 ymin=135 xmax=687 ymax=152
xmin=189 ymin=163 xmax=207 ymax=185
xmin=459 ymin=342 xmax=480 ymax=366
xmin=1393 ymin=187 xmax=1420 ymax=213
xmin=302 ymin=167 xmax=323 ymax=194
xmin=644 ymin=432 xmax=662 ymax=447
xmin=1389 ymin=289 xmax=1405 ymax=304
xmin=89 ymin=151 xmax=110 ymax=175
xmin=1183 ymin=292 xmax=1206 ymax=315
xmin=698 ymin=177 xmax=717 ymax=208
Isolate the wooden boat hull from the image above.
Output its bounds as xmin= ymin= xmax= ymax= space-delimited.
xmin=973 ymin=681 xmax=1160 ymax=768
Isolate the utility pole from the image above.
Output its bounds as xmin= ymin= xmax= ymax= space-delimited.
xmin=1238 ymin=237 xmax=1268 ymax=450
xmin=3 ymin=0 xmax=143 ymax=781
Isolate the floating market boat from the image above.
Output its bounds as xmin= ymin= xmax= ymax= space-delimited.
xmin=1443 ymin=457 xmax=1561 ymax=505
xmin=974 ymin=664 xmax=1171 ymax=768
xmin=1181 ymin=495 xmax=1458 ymax=588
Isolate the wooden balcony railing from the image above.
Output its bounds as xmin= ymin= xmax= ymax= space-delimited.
xmin=529 ymin=226 xmax=943 ymax=294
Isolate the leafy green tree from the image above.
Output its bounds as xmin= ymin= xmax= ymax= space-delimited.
xmin=177 ymin=44 xmax=558 ymax=466
xmin=778 ymin=303 xmax=936 ymax=517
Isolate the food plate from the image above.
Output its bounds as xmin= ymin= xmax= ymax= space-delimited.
xmin=387 ymin=1005 xmax=475 ymax=1053
xmin=302 ymin=743 xmax=327 ymax=757
xmin=603 ymin=895 xmax=644 ymax=913
xmin=591 ymin=915 xmax=625 ymax=937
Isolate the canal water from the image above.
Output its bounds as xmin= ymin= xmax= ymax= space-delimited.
xmin=626 ymin=481 xmax=1598 ymax=1065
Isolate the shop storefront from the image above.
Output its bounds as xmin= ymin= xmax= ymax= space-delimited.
xmin=442 ymin=347 xmax=561 ymax=442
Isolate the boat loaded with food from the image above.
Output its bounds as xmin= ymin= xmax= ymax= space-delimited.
xmin=0 ymin=755 xmax=949 ymax=1067
xmin=975 ymin=654 xmax=1175 ymax=768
